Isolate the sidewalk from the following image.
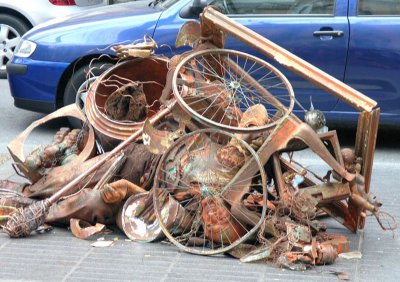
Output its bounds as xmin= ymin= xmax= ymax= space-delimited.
xmin=0 ymin=153 xmax=399 ymax=282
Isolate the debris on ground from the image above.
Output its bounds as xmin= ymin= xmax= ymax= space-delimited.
xmin=338 ymin=251 xmax=363 ymax=260
xmin=91 ymin=240 xmax=115 ymax=248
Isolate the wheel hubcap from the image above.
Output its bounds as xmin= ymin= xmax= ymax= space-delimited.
xmin=227 ymin=80 xmax=244 ymax=102
xmin=200 ymin=184 xmax=213 ymax=197
xmin=0 ymin=24 xmax=22 ymax=71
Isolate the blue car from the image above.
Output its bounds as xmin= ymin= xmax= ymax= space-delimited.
xmin=6 ymin=0 xmax=400 ymax=126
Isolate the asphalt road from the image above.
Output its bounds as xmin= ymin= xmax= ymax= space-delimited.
xmin=0 ymin=79 xmax=66 ymax=155
xmin=0 ymin=78 xmax=399 ymax=281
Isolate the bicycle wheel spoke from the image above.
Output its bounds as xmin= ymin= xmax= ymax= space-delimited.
xmin=153 ymin=128 xmax=267 ymax=255
xmin=173 ymin=49 xmax=294 ymax=133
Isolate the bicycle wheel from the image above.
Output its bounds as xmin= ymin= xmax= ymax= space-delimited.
xmin=172 ymin=49 xmax=294 ymax=133
xmin=153 ymin=128 xmax=267 ymax=255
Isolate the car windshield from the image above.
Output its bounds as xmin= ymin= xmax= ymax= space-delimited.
xmin=149 ymin=0 xmax=181 ymax=10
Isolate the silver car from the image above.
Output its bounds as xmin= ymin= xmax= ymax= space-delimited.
xmin=0 ymin=0 xmax=135 ymax=77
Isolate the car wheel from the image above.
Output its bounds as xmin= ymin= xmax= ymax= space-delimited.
xmin=63 ymin=62 xmax=112 ymax=128
xmin=0 ymin=14 xmax=30 ymax=78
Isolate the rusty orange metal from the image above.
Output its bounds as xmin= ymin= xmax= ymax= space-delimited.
xmin=7 ymin=104 xmax=95 ymax=183
xmin=85 ymin=57 xmax=169 ymax=149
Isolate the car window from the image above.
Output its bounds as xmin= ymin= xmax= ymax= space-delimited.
xmin=208 ymin=0 xmax=335 ymax=15
xmin=151 ymin=0 xmax=181 ymax=9
xmin=358 ymin=0 xmax=400 ymax=16
xmin=111 ymin=0 xmax=137 ymax=3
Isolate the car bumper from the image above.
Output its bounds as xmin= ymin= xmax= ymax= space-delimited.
xmin=7 ymin=57 xmax=69 ymax=113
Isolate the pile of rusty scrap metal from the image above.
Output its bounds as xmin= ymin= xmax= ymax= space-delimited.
xmin=0 ymin=7 xmax=396 ymax=270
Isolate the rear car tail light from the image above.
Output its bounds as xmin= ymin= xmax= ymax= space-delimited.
xmin=49 ymin=0 xmax=76 ymax=5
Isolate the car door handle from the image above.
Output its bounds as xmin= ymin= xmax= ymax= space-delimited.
xmin=313 ymin=30 xmax=344 ymax=37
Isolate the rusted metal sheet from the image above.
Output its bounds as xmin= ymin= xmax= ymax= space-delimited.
xmin=142 ymin=119 xmax=184 ymax=155
xmin=298 ymin=183 xmax=350 ymax=204
xmin=319 ymin=233 xmax=349 ymax=254
xmin=7 ymin=104 xmax=95 ymax=183
xmin=112 ymin=35 xmax=157 ymax=59
xmin=353 ymin=109 xmax=380 ymax=229
xmin=176 ymin=21 xmax=201 ymax=48
xmin=70 ymin=218 xmax=106 ymax=240
xmin=355 ymin=108 xmax=380 ymax=194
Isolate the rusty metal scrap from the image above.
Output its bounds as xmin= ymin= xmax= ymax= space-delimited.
xmin=117 ymin=192 xmax=163 ymax=242
xmin=0 ymin=5 xmax=396 ymax=273
xmin=100 ymin=179 xmax=146 ymax=204
xmin=112 ymin=35 xmax=157 ymax=59
xmin=117 ymin=191 xmax=192 ymax=243
xmin=24 ymin=128 xmax=84 ymax=172
xmin=142 ymin=119 xmax=184 ymax=155
xmin=175 ymin=21 xmax=201 ymax=48
xmin=7 ymin=104 xmax=95 ymax=183
xmin=85 ymin=57 xmax=169 ymax=149
xmin=70 ymin=218 xmax=106 ymax=240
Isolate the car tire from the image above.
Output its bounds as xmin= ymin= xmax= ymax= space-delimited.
xmin=0 ymin=14 xmax=30 ymax=79
xmin=63 ymin=62 xmax=113 ymax=128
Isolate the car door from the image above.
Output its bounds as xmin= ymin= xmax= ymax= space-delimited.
xmin=337 ymin=0 xmax=400 ymax=124
xmin=207 ymin=0 xmax=349 ymax=113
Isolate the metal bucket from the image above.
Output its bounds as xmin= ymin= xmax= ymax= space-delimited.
xmin=85 ymin=57 xmax=169 ymax=150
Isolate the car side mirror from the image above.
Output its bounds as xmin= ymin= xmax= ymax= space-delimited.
xmin=191 ymin=0 xmax=208 ymax=15
xmin=75 ymin=0 xmax=103 ymax=7
xmin=181 ymin=0 xmax=208 ymax=19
